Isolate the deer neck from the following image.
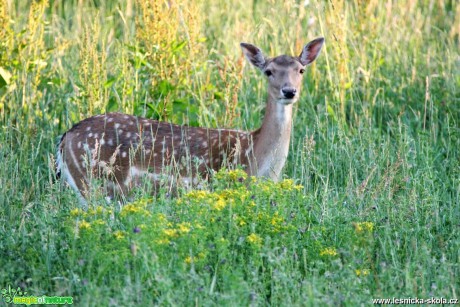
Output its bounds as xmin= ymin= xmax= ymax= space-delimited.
xmin=251 ymin=96 xmax=293 ymax=181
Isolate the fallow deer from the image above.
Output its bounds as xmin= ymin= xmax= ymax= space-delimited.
xmin=56 ymin=38 xmax=324 ymax=202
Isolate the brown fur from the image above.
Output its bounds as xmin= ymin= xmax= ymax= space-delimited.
xmin=59 ymin=113 xmax=258 ymax=197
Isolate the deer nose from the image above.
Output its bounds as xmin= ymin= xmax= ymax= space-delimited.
xmin=281 ymin=88 xmax=296 ymax=99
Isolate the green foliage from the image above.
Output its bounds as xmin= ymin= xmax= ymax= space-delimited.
xmin=0 ymin=0 xmax=459 ymax=305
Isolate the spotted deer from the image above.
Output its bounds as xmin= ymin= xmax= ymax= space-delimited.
xmin=56 ymin=38 xmax=324 ymax=202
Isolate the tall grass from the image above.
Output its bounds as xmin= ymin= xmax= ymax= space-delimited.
xmin=0 ymin=0 xmax=459 ymax=305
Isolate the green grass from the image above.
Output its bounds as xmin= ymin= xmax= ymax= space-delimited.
xmin=0 ymin=0 xmax=459 ymax=305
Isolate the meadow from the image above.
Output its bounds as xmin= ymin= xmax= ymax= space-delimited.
xmin=0 ymin=0 xmax=459 ymax=305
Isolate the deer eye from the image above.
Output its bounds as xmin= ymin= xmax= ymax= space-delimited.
xmin=264 ymin=70 xmax=272 ymax=77
xmin=299 ymin=69 xmax=305 ymax=74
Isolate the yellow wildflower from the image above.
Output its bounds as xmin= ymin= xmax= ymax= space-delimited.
xmin=156 ymin=213 xmax=167 ymax=223
xmin=247 ymin=233 xmax=262 ymax=245
xmin=320 ymin=247 xmax=338 ymax=257
xmin=355 ymin=269 xmax=370 ymax=277
xmin=79 ymin=220 xmax=91 ymax=230
xmin=113 ymin=230 xmax=125 ymax=240
xmin=163 ymin=228 xmax=178 ymax=238
xmin=120 ymin=203 xmax=151 ymax=217
xmin=93 ymin=219 xmax=106 ymax=226
xmin=213 ymin=198 xmax=226 ymax=211
xmin=177 ymin=222 xmax=191 ymax=234
xmin=184 ymin=252 xmax=206 ymax=264
xmin=185 ymin=190 xmax=208 ymax=200
xmin=353 ymin=222 xmax=374 ymax=234
xmin=270 ymin=212 xmax=283 ymax=226
xmin=227 ymin=169 xmax=247 ymax=181
xmin=294 ymin=184 xmax=304 ymax=191
xmin=261 ymin=185 xmax=271 ymax=193
xmin=279 ymin=178 xmax=304 ymax=191
xmin=156 ymin=238 xmax=170 ymax=245
xmin=70 ymin=208 xmax=82 ymax=217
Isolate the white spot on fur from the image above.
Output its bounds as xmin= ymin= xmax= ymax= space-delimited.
xmin=114 ymin=123 xmax=120 ymax=129
xmin=77 ymin=141 xmax=82 ymax=149
xmin=126 ymin=132 xmax=132 ymax=138
xmin=124 ymin=166 xmax=161 ymax=186
xmin=108 ymin=139 xmax=114 ymax=146
xmin=202 ymin=141 xmax=208 ymax=147
xmin=122 ymin=151 xmax=127 ymax=158
xmin=88 ymin=133 xmax=93 ymax=138
xmin=86 ymin=127 xmax=91 ymax=131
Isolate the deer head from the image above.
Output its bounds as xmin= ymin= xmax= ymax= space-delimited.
xmin=240 ymin=37 xmax=324 ymax=105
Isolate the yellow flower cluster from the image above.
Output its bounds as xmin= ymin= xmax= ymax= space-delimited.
xmin=93 ymin=219 xmax=106 ymax=226
xmin=247 ymin=233 xmax=262 ymax=245
xmin=213 ymin=198 xmax=226 ymax=211
xmin=163 ymin=228 xmax=178 ymax=238
xmin=113 ymin=230 xmax=125 ymax=240
xmin=215 ymin=168 xmax=247 ymax=182
xmin=177 ymin=222 xmax=191 ymax=234
xmin=353 ymin=222 xmax=374 ymax=234
xmin=185 ymin=190 xmax=209 ymax=200
xmin=355 ymin=269 xmax=370 ymax=276
xmin=184 ymin=252 xmax=206 ymax=264
xmin=279 ymin=179 xmax=304 ymax=191
xmin=320 ymin=247 xmax=338 ymax=257
xmin=79 ymin=220 xmax=91 ymax=230
xmin=270 ymin=212 xmax=284 ymax=231
xmin=120 ymin=202 xmax=151 ymax=218
xmin=70 ymin=208 xmax=82 ymax=217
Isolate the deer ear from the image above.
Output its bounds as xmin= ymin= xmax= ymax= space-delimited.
xmin=240 ymin=43 xmax=266 ymax=69
xmin=299 ymin=37 xmax=325 ymax=66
